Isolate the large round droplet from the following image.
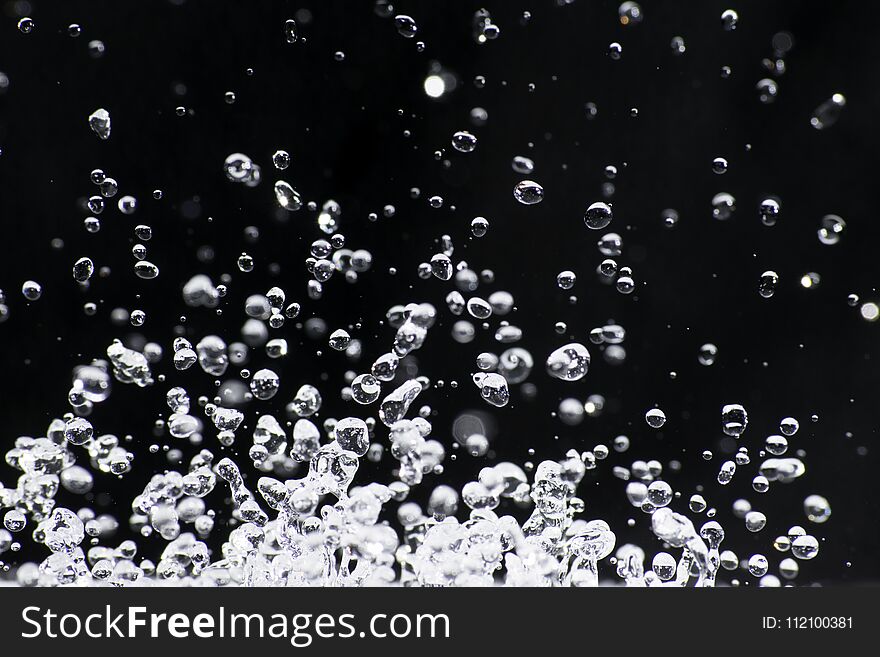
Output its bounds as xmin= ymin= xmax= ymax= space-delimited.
xmin=584 ymin=202 xmax=613 ymax=230
xmin=394 ymin=15 xmax=418 ymax=38
xmin=645 ymin=408 xmax=666 ymax=429
xmin=513 ymin=180 xmax=544 ymax=205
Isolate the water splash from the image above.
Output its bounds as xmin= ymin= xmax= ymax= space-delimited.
xmin=0 ymin=5 xmax=842 ymax=589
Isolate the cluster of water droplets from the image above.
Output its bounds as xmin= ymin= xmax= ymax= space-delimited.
xmin=0 ymin=3 xmax=841 ymax=588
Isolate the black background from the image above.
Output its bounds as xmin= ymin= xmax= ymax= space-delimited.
xmin=0 ymin=0 xmax=878 ymax=584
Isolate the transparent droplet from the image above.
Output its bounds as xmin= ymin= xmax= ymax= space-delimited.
xmin=584 ymin=202 xmax=613 ymax=230
xmin=759 ymin=198 xmax=780 ymax=226
xmin=765 ymin=435 xmax=789 ymax=456
xmin=689 ymin=494 xmax=707 ymax=513
xmin=249 ymin=369 xmax=280 ymax=401
xmin=803 ymin=494 xmax=831 ymax=524
xmin=546 ymin=343 xmax=591 ymax=381
xmin=272 ymin=150 xmax=291 ymax=170
xmin=745 ymin=511 xmax=767 ymax=533
xmin=335 ymin=417 xmax=369 ymax=456
xmin=698 ymin=343 xmax=717 ymax=366
xmin=88 ymin=108 xmax=111 ymax=140
xmin=791 ymin=534 xmax=819 ymax=560
xmin=472 ymin=372 xmax=510 ymax=408
xmin=134 ymin=261 xmax=159 ymax=280
xmin=512 ymin=156 xmax=534 ymax=174
xmin=513 ymin=180 xmax=544 ymax=205
xmin=274 ymin=180 xmax=303 ymax=211
xmin=646 ymin=480 xmax=672 ymax=506
xmin=779 ymin=417 xmax=799 ymax=436
xmin=721 ymin=403 xmax=748 ymax=437
xmin=328 ymin=329 xmax=352 ymax=351
xmin=394 ymin=14 xmax=418 ymax=38
xmin=471 ymin=216 xmax=489 ymax=237
xmin=351 ymin=374 xmax=381 ymax=405
xmin=758 ymin=271 xmax=778 ymax=298
xmin=238 ymin=253 xmax=254 ymax=272
xmin=17 ymin=17 xmax=35 ymax=34
xmin=22 ymin=280 xmax=42 ymax=301
xmin=451 ymin=131 xmax=477 ymax=153
xmin=466 ymin=297 xmax=492 ymax=319
xmin=748 ymin=554 xmax=769 ymax=577
xmin=72 ymin=257 xmax=94 ymax=283
xmin=430 ymin=254 xmax=453 ymax=280
xmin=284 ymin=19 xmax=298 ymax=44
xmin=556 ymin=270 xmax=576 ymax=290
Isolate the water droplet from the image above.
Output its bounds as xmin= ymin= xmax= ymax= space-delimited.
xmin=803 ymin=494 xmax=831 ymax=524
xmin=328 ymin=329 xmax=352 ymax=351
xmin=472 ymin=372 xmax=510 ymax=408
xmin=779 ymin=417 xmax=799 ymax=436
xmin=556 ymin=270 xmax=576 ymax=290
xmin=284 ymin=18 xmax=298 ymax=44
xmin=72 ymin=257 xmax=94 ymax=283
xmin=584 ymin=202 xmax=613 ymax=230
xmin=513 ymin=180 xmax=544 ymax=205
xmin=17 ymin=17 xmax=35 ymax=34
xmin=745 ymin=511 xmax=767 ymax=532
xmin=791 ymin=534 xmax=819 ymax=560
xmin=512 ymin=156 xmax=534 ymax=174
xmin=471 ymin=216 xmax=489 ymax=237
xmin=645 ymin=408 xmax=667 ymax=429
xmin=712 ymin=157 xmax=728 ymax=174
xmin=759 ymin=198 xmax=780 ymax=226
xmin=272 ymin=150 xmax=290 ymax=170
xmin=394 ymin=14 xmax=418 ymax=38
xmin=134 ymin=261 xmax=159 ymax=280
xmin=546 ymin=343 xmax=591 ymax=381
xmin=698 ymin=343 xmax=718 ymax=366
xmin=352 ymin=374 xmax=381 ymax=404
xmin=274 ymin=180 xmax=303 ymax=211
xmin=451 ymin=131 xmax=477 ymax=153
xmin=21 ymin=280 xmax=42 ymax=301
xmin=721 ymin=403 xmax=748 ymax=437
xmin=758 ymin=271 xmax=778 ymax=298
xmin=88 ymin=108 xmax=111 ymax=140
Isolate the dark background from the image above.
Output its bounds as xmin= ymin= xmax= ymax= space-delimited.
xmin=0 ymin=0 xmax=878 ymax=583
